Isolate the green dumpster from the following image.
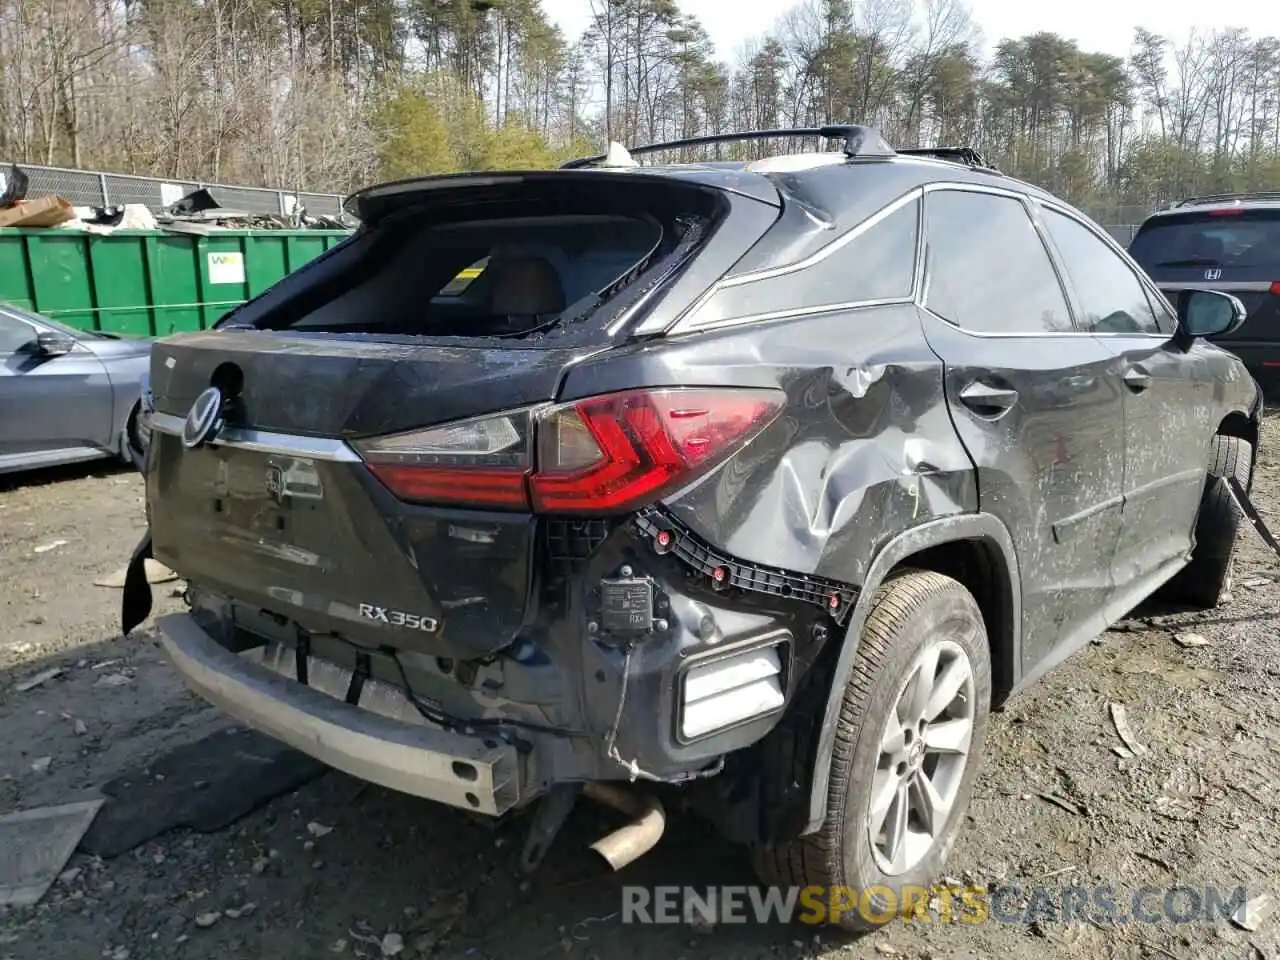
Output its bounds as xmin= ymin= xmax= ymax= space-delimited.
xmin=0 ymin=227 xmax=351 ymax=336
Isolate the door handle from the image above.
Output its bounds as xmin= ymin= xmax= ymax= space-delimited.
xmin=1123 ymin=365 xmax=1152 ymax=393
xmin=958 ymin=381 xmax=1019 ymax=418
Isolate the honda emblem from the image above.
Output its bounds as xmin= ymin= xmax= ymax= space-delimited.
xmin=1204 ymin=268 xmax=1223 ymax=281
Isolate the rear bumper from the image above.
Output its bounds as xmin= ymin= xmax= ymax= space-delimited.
xmin=156 ymin=612 xmax=522 ymax=816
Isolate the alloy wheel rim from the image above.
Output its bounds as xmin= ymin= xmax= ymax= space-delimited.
xmin=867 ymin=636 xmax=975 ymax=876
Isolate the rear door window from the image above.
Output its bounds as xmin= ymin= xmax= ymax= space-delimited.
xmin=923 ymin=190 xmax=1074 ymax=334
xmin=1129 ymin=210 xmax=1280 ymax=271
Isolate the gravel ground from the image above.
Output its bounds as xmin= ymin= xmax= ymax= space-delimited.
xmin=1 ymin=423 xmax=1279 ymax=960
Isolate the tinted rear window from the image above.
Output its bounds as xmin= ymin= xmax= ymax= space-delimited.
xmin=1129 ymin=209 xmax=1280 ymax=270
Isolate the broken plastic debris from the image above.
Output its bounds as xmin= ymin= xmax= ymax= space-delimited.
xmin=306 ymin=821 xmax=334 ymax=838
xmin=1231 ymin=893 xmax=1273 ymax=931
xmin=14 ymin=667 xmax=63 ymax=692
xmin=0 ymin=799 xmax=102 ymax=906
xmin=33 ymin=539 xmax=67 ymax=554
xmin=1109 ymin=703 xmax=1149 ymax=757
xmin=1172 ymin=632 xmax=1211 ymax=648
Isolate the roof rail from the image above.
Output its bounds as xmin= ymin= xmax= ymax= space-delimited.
xmin=1174 ymin=191 xmax=1280 ymax=208
xmin=897 ymin=146 xmax=999 ymax=171
xmin=559 ymin=125 xmax=896 ymax=170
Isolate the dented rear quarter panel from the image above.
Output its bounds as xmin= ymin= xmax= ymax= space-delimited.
xmin=559 ymin=301 xmax=977 ymax=586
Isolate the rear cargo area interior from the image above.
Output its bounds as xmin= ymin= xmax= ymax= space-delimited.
xmin=291 ymin=214 xmax=662 ymax=337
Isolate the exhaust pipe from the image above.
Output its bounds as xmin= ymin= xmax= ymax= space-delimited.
xmin=582 ymin=782 xmax=666 ymax=871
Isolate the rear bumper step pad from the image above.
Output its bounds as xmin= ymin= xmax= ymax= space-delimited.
xmin=155 ymin=613 xmax=521 ymax=815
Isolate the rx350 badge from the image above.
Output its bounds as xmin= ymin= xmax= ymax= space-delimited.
xmin=358 ymin=603 xmax=439 ymax=632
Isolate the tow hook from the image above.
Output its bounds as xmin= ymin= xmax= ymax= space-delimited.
xmin=519 ymin=784 xmax=580 ymax=873
xmin=1226 ymin=476 xmax=1280 ymax=559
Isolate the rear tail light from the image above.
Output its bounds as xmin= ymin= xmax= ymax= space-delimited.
xmin=355 ymin=388 xmax=786 ymax=514
xmin=1270 ymin=281 xmax=1280 ymax=296
xmin=354 ymin=411 xmax=533 ymax=508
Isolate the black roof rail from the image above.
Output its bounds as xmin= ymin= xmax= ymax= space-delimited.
xmin=896 ymin=146 xmax=999 ymax=171
xmin=559 ymin=125 xmax=896 ymax=170
xmin=1174 ymin=191 xmax=1280 ymax=208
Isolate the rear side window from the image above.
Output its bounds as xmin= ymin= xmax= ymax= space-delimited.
xmin=1041 ymin=209 xmax=1162 ymax=335
xmin=1129 ymin=210 xmax=1280 ymax=270
xmin=923 ymin=190 xmax=1073 ymax=334
xmin=832 ymin=198 xmax=918 ymax=302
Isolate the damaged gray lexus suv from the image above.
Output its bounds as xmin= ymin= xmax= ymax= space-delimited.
xmin=122 ymin=126 xmax=1263 ymax=927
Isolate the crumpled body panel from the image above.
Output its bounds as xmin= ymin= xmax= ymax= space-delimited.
xmin=561 ymin=302 xmax=976 ymax=587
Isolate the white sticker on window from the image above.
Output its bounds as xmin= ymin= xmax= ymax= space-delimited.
xmin=207 ymin=251 xmax=245 ymax=285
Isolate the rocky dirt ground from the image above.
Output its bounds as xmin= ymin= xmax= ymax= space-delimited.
xmin=1 ymin=423 xmax=1279 ymax=960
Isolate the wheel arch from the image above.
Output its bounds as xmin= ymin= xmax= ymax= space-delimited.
xmin=801 ymin=512 xmax=1021 ymax=836
xmin=1216 ymin=407 xmax=1259 ymax=487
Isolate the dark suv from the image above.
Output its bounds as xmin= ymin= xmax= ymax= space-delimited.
xmin=123 ymin=126 xmax=1262 ymax=927
xmin=1130 ymin=192 xmax=1280 ymax=376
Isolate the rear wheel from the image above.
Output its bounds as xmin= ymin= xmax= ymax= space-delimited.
xmin=751 ymin=570 xmax=991 ymax=930
xmin=1164 ymin=435 xmax=1252 ymax=609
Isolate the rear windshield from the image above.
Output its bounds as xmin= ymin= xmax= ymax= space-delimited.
xmin=287 ymin=214 xmax=664 ymax=338
xmin=1129 ymin=209 xmax=1280 ymax=270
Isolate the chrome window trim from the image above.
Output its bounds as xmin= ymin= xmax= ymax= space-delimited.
xmin=717 ymin=187 xmax=924 ymax=287
xmin=667 ymin=187 xmax=924 ymax=335
xmin=674 ymin=297 xmax=916 ymax=335
xmin=150 ymin=413 xmax=362 ymax=462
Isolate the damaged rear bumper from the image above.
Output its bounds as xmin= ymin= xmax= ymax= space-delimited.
xmin=155 ymin=612 xmax=522 ymax=815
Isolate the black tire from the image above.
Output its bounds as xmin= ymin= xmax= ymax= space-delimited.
xmin=751 ymin=569 xmax=991 ymax=930
xmin=1164 ymin=435 xmax=1252 ymax=609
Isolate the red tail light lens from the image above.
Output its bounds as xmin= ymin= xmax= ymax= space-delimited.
xmin=354 ymin=410 xmax=534 ymax=509
xmin=356 ymin=388 xmax=786 ymax=514
xmin=1270 ymin=281 xmax=1280 ymax=296
xmin=530 ymin=388 xmax=786 ymax=514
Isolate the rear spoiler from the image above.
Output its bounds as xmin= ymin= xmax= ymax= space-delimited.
xmin=343 ymin=169 xmax=780 ymax=225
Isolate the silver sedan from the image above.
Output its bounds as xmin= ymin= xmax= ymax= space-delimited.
xmin=0 ymin=303 xmax=151 ymax=474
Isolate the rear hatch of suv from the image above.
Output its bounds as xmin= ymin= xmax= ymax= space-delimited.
xmin=1129 ymin=205 xmax=1280 ymax=365
xmin=144 ymin=169 xmax=782 ymax=661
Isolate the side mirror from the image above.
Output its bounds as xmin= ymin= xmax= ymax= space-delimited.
xmin=34 ymin=329 xmax=75 ymax=357
xmin=1176 ymin=289 xmax=1246 ymax=341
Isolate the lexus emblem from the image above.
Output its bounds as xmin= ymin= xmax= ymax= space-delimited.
xmin=1204 ymin=268 xmax=1223 ymax=281
xmin=182 ymin=386 xmax=224 ymax=448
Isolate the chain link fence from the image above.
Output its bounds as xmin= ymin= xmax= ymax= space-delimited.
xmin=2 ymin=163 xmax=347 ymax=217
